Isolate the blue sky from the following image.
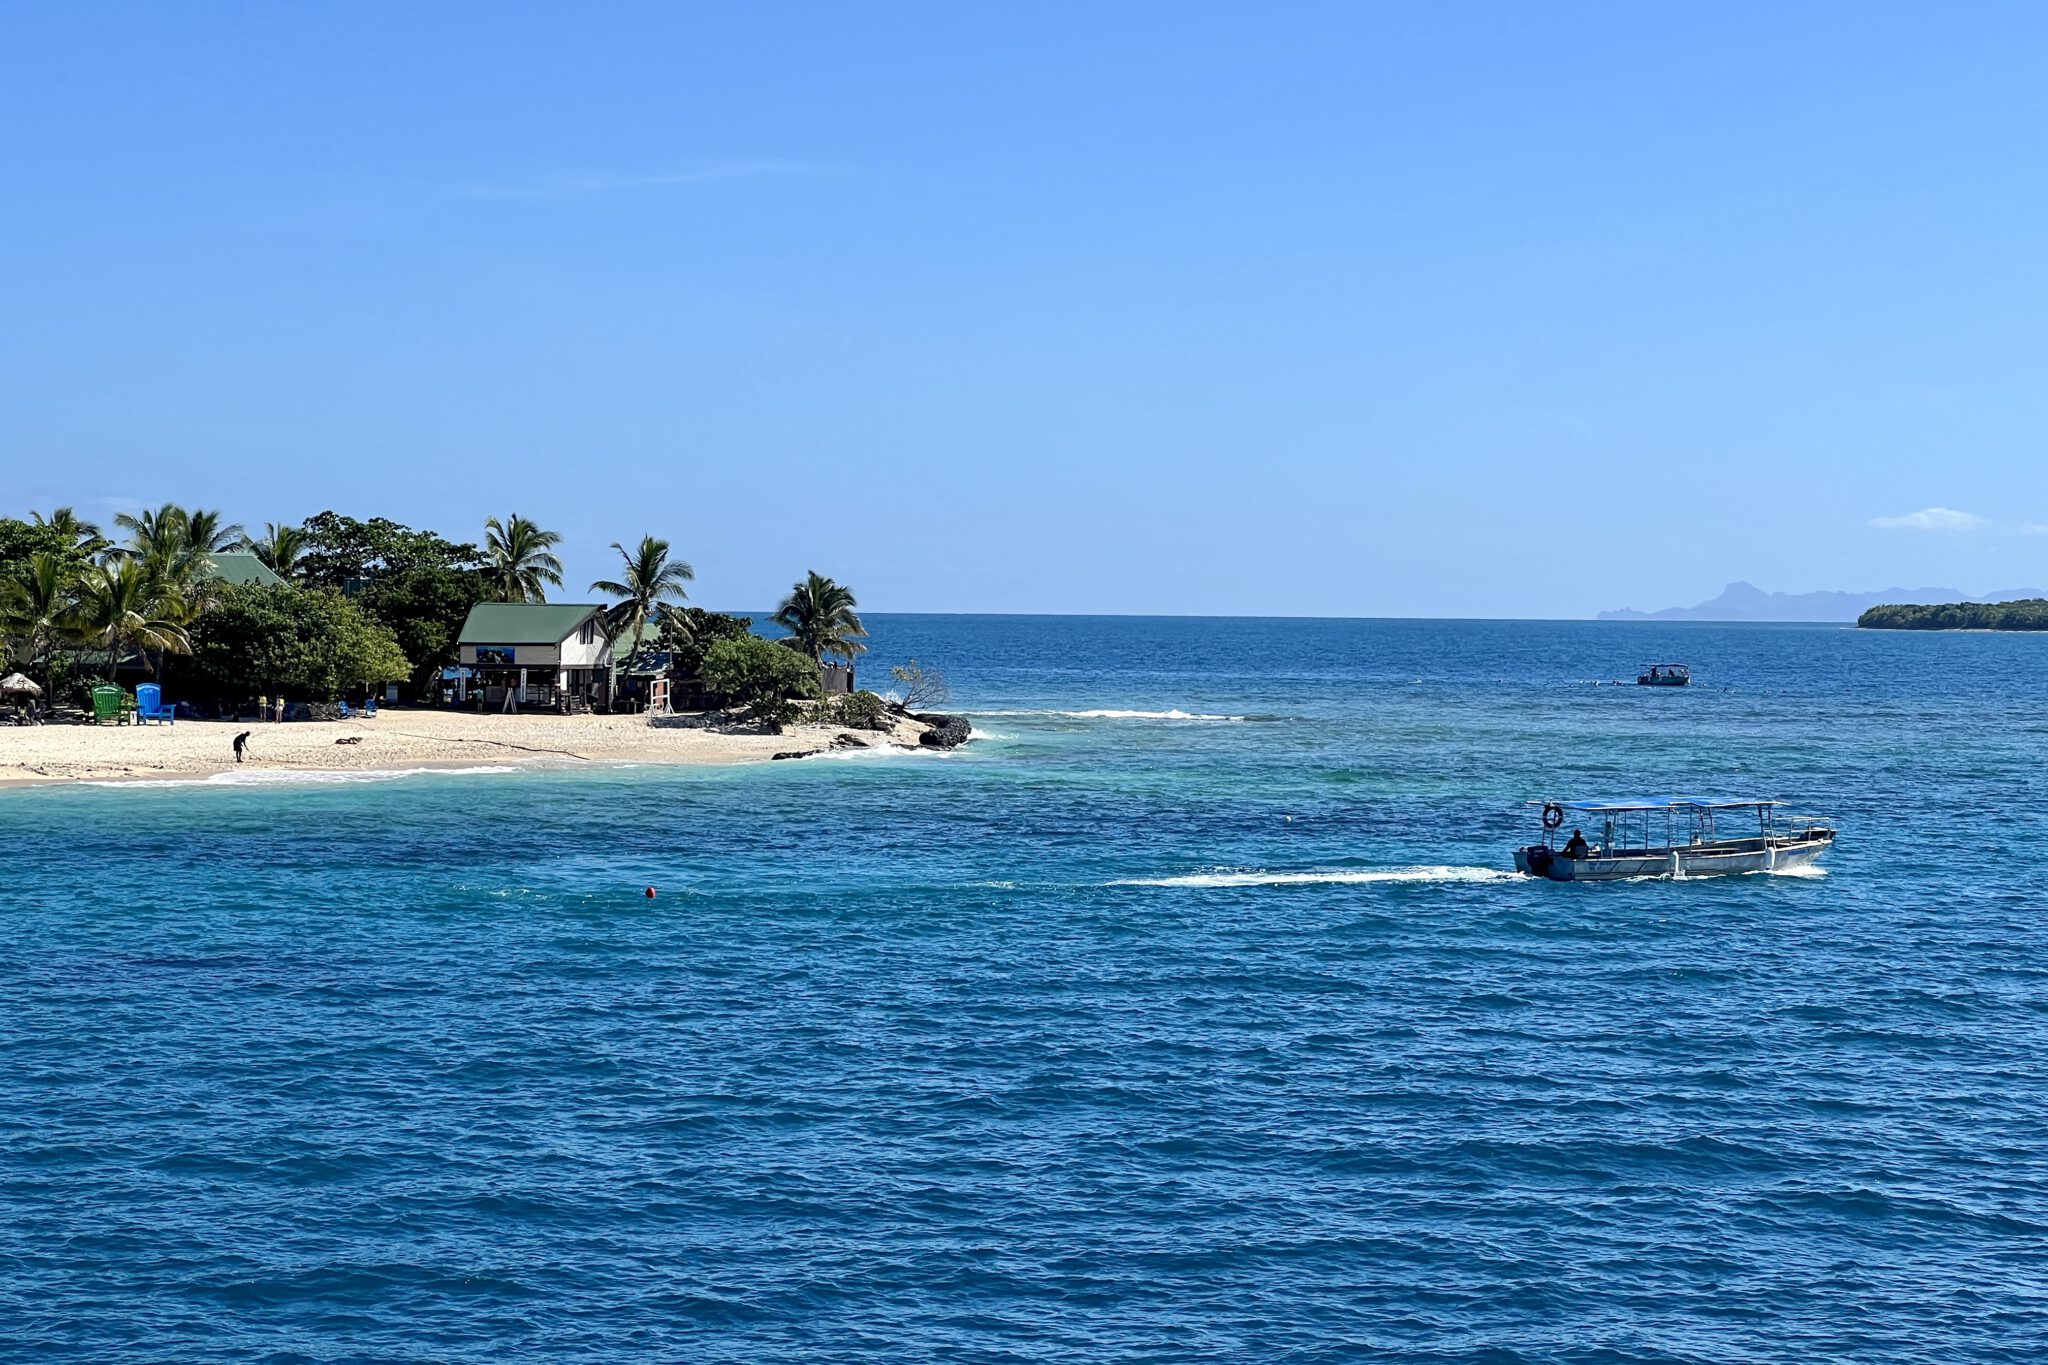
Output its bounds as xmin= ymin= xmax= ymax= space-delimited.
xmin=5 ymin=2 xmax=2047 ymax=616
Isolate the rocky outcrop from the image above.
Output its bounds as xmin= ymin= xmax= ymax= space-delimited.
xmin=915 ymin=713 xmax=971 ymax=749
xmin=771 ymin=750 xmax=810 ymax=761
xmin=831 ymin=733 xmax=870 ymax=749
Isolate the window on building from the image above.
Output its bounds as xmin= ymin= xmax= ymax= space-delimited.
xmin=579 ymin=620 xmax=595 ymax=645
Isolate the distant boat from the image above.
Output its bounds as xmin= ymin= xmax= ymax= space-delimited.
xmin=1516 ymin=797 xmax=1834 ymax=881
xmin=1637 ymin=662 xmax=1690 ymax=687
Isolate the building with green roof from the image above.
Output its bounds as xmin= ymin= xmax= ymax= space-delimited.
xmin=202 ymin=551 xmax=286 ymax=588
xmin=455 ymin=602 xmax=614 ymax=710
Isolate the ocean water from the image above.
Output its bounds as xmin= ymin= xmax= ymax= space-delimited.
xmin=5 ymin=617 xmax=2047 ymax=1363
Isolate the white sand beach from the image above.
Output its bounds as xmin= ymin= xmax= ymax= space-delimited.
xmin=0 ymin=710 xmax=937 ymax=786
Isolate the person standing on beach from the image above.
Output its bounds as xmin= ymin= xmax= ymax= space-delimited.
xmin=233 ymin=731 xmax=251 ymax=764
xmin=257 ymin=693 xmax=267 ymax=722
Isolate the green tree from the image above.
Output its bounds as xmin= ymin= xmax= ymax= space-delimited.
xmin=71 ymin=559 xmax=191 ymax=677
xmin=359 ymin=566 xmax=489 ymax=698
xmin=653 ymin=607 xmax=754 ymax=678
xmin=698 ymin=634 xmax=820 ymax=730
xmin=185 ymin=584 xmax=411 ymax=701
xmin=772 ymin=571 xmax=868 ymax=664
xmin=295 ymin=511 xmax=483 ymax=590
xmin=1859 ymin=599 xmax=2048 ymax=630
xmin=0 ymin=518 xmax=74 ymax=574
xmin=483 ymin=514 xmax=564 ymax=603
xmin=245 ymin=522 xmax=309 ymax=579
xmin=591 ymin=535 xmax=694 ymax=651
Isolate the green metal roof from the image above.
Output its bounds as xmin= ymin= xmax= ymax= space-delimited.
xmin=204 ymin=551 xmax=286 ymax=588
xmin=458 ymin=602 xmax=608 ymax=645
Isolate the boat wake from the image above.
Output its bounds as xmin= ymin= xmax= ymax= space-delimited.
xmin=1110 ymin=865 xmax=1517 ymax=888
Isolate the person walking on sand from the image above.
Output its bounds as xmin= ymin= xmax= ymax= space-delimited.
xmin=233 ymin=730 xmax=251 ymax=764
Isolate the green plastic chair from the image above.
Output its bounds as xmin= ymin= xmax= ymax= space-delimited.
xmin=90 ymin=685 xmax=124 ymax=724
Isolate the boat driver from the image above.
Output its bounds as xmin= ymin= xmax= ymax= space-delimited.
xmin=1561 ymin=828 xmax=1592 ymax=859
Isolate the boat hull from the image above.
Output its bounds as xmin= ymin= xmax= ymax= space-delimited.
xmin=1516 ymin=833 xmax=1832 ymax=881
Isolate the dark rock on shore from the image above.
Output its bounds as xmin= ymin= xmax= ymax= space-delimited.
xmin=771 ymin=750 xmax=810 ymax=761
xmin=832 ymin=733 xmax=870 ymax=749
xmin=916 ymin=714 xmax=971 ymax=749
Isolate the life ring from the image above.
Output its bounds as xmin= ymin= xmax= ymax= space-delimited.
xmin=1542 ymin=802 xmax=1565 ymax=830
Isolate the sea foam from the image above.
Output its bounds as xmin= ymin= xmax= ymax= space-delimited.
xmin=84 ymin=764 xmax=522 ymax=789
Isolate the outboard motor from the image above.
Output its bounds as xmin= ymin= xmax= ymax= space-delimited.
xmin=1523 ymin=845 xmax=1555 ymax=878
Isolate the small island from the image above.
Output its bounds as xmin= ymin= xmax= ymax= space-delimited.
xmin=1857 ymin=600 xmax=2048 ymax=630
xmin=0 ymin=504 xmax=969 ymax=785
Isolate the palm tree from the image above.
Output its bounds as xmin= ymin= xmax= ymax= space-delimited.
xmin=112 ymin=504 xmax=242 ymax=591
xmin=182 ymin=508 xmax=246 ymax=554
xmin=483 ymin=514 xmax=565 ymax=602
xmin=773 ymin=571 xmax=868 ymax=664
xmin=0 ymin=551 xmax=80 ymax=669
xmin=31 ymin=507 xmax=108 ymax=557
xmin=590 ymin=535 xmax=693 ymax=654
xmin=71 ymin=560 xmax=191 ymax=678
xmin=245 ymin=522 xmax=308 ymax=579
xmin=112 ymin=503 xmax=186 ymax=564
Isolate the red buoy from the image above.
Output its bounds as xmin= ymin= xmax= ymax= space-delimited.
xmin=644 ymin=886 xmax=657 ymax=899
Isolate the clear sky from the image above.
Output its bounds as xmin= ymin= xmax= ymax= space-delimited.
xmin=5 ymin=3 xmax=2047 ymax=616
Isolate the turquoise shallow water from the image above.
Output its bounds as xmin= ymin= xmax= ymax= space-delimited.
xmin=5 ymin=617 xmax=2048 ymax=1362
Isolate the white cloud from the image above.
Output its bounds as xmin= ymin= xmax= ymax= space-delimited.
xmin=1869 ymin=507 xmax=1987 ymax=532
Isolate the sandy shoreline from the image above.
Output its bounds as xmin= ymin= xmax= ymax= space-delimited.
xmin=0 ymin=710 xmax=936 ymax=788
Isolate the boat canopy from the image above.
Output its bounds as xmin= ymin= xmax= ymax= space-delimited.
xmin=1546 ymin=796 xmax=1785 ymax=813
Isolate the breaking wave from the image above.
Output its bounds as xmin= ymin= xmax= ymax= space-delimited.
xmin=85 ymin=765 xmax=522 ymax=789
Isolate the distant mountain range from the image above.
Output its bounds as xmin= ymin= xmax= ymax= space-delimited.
xmin=1599 ymin=581 xmax=2047 ymax=623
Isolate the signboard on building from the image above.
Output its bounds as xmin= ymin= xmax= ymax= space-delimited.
xmin=475 ymin=646 xmax=517 ymax=666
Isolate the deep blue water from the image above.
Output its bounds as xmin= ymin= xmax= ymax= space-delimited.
xmin=5 ymin=616 xmax=2048 ymax=1363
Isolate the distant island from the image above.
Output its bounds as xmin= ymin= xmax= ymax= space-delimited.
xmin=1600 ymin=580 xmax=2047 ymax=623
xmin=1857 ymin=600 xmax=2048 ymax=630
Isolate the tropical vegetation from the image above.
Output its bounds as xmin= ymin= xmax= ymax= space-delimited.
xmin=244 ymin=522 xmax=310 ymax=579
xmin=590 ymin=535 xmax=693 ymax=648
xmin=483 ymin=514 xmax=564 ymax=603
xmin=1858 ymin=599 xmax=2048 ymax=630
xmin=647 ymin=607 xmax=754 ymax=678
xmin=772 ymin=571 xmax=868 ymax=664
xmin=2 ymin=502 xmax=883 ymax=717
xmin=184 ymin=585 xmax=409 ymax=701
xmin=698 ymin=634 xmax=821 ymax=730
